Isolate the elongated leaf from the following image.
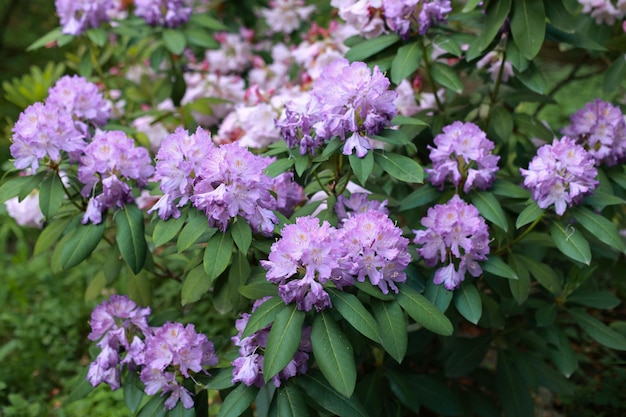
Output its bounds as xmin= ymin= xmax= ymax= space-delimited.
xmin=168 ymin=401 xmax=196 ymax=417
xmin=508 ymin=253 xmax=530 ymax=305
xmin=27 ymin=27 xmax=71 ymax=51
xmin=276 ymin=383 xmax=309 ymax=417
xmin=482 ymin=256 xmax=518 ymax=280
xmin=353 ymin=280 xmax=393 ymax=300
xmin=444 ymin=336 xmax=491 ymax=377
xmin=431 ymin=62 xmax=463 ymax=93
xmin=492 ymin=179 xmax=530 ymax=199
xmin=349 ymin=152 xmax=374 ymax=186
xmin=265 ymin=158 xmax=295 ymax=178
xmin=124 ymin=371 xmax=144 ymax=415
xmin=203 ymin=231 xmax=234 ymax=281
xmin=480 ymin=0 xmax=512 ymax=50
xmin=34 ymin=216 xmax=72 ymax=255
xmin=328 ymin=288 xmax=380 ymax=343
xmin=373 ymin=151 xmax=423 ymax=183
xmin=345 ymin=34 xmax=400 ymax=62
xmin=299 ymin=371 xmax=368 ymax=417
xmin=152 ymin=213 xmax=187 ymax=247
xmin=397 ymin=284 xmax=453 ymax=335
xmin=405 ymin=374 xmax=464 ymax=416
xmin=522 ymin=255 xmax=561 ymax=294
xmin=264 ymin=305 xmax=305 ymax=382
xmin=546 ymin=328 xmax=578 ymax=377
xmin=567 ymin=290 xmax=621 ymax=309
xmin=60 ymin=222 xmax=106 ymax=270
xmin=516 ymin=62 xmax=547 ymax=94
xmin=496 ymin=353 xmax=535 ymax=417
xmin=424 ymin=278 xmax=453 ymax=312
xmin=510 ymin=0 xmax=545 ymax=60
xmin=163 ymin=29 xmax=187 ymax=54
xmin=392 ymin=115 xmax=429 ymax=126
xmin=545 ymin=0 xmax=574 ymax=32
xmin=0 ymin=172 xmax=45 ymax=203
xmin=38 ymin=173 xmax=64 ymax=218
xmin=177 ymin=215 xmax=216 ymax=252
xmin=399 ymin=184 xmax=440 ymax=211
xmin=372 ymin=300 xmax=407 ymax=363
xmin=137 ymin=395 xmax=167 ymax=417
xmin=217 ymin=384 xmax=259 ymax=417
xmin=470 ymin=191 xmax=508 ymax=232
xmin=386 ymin=370 xmax=421 ymax=413
xmin=572 ymin=207 xmax=626 ymax=252
xmin=115 ymin=205 xmax=147 ymax=274
xmin=568 ymin=309 xmax=626 ymax=350
xmin=312 ymin=311 xmax=357 ymax=397
xmin=181 ymin=265 xmax=211 ymax=306
xmin=242 ymin=296 xmax=285 ymax=338
xmin=391 ymin=42 xmax=422 ymax=84
xmin=453 ymin=282 xmax=482 ymax=325
xmin=231 ymin=216 xmax=253 ymax=255
xmin=550 ymin=221 xmax=591 ymax=265
xmin=516 ymin=202 xmax=543 ymax=229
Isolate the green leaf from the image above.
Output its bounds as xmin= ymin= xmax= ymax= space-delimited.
xmin=189 ymin=13 xmax=227 ymax=30
xmin=276 ymin=384 xmax=309 ymax=417
xmin=177 ymin=214 xmax=216 ymax=252
xmin=353 ymin=280 xmax=393 ymax=301
xmin=373 ymin=151 xmax=423 ymax=183
xmin=137 ymin=395 xmax=167 ymax=417
xmin=462 ymin=0 xmax=483 ymax=12
xmin=567 ymin=290 xmax=621 ymax=309
xmin=584 ymin=190 xmax=626 ymax=207
xmin=328 ymin=288 xmax=380 ymax=343
xmin=231 ymin=216 xmax=253 ymax=255
xmin=203 ymin=232 xmax=234 ymax=281
xmin=349 ymin=152 xmax=374 ymax=186
xmin=124 ymin=371 xmax=144 ymax=415
xmin=242 ymin=296 xmax=285 ymax=338
xmin=0 ymin=172 xmax=45 ymax=203
xmin=516 ymin=201 xmax=543 ymax=229
xmin=390 ymin=42 xmax=422 ymax=84
xmin=482 ymin=256 xmax=518 ymax=280
xmin=470 ymin=191 xmax=508 ymax=232
xmin=86 ymin=27 xmax=107 ymax=47
xmin=152 ymin=212 xmax=187 ymax=247
xmin=371 ymin=300 xmax=407 ymax=363
xmin=535 ymin=303 xmax=557 ymax=327
xmin=264 ymin=305 xmax=305 ymax=382
xmin=162 ymin=29 xmax=187 ymax=54
xmin=265 ymin=158 xmax=295 ymax=178
xmin=453 ymin=282 xmax=482 ymax=325
xmin=480 ymin=0 xmax=512 ymax=50
xmin=523 ymin=256 xmax=561 ymax=294
xmin=181 ymin=265 xmax=211 ymax=306
xmin=85 ymin=272 xmax=107 ymax=303
xmin=312 ymin=311 xmax=357 ymax=398
xmin=397 ymin=284 xmax=453 ymax=335
xmin=496 ymin=353 xmax=535 ymax=417
xmin=508 ymin=253 xmax=531 ymax=305
xmin=407 ymin=374 xmax=464 ymax=416
xmin=200 ymin=367 xmax=235 ymax=390
xmin=604 ymin=57 xmax=626 ymax=94
xmin=168 ymin=401 xmax=196 ymax=417
xmin=34 ymin=216 xmax=72 ymax=256
xmin=399 ymin=184 xmax=440 ymax=211
xmin=424 ymin=278 xmax=453 ymax=312
xmin=115 ymin=205 xmax=148 ymax=274
xmin=546 ymin=328 xmax=578 ymax=377
xmin=550 ymin=221 xmax=592 ymax=265
xmin=444 ymin=336 xmax=491 ymax=377
xmin=572 ymin=207 xmax=626 ymax=252
xmin=515 ymin=62 xmax=547 ymax=94
xmin=299 ymin=371 xmax=368 ymax=417
xmin=238 ymin=281 xmax=278 ymax=300
xmin=386 ymin=371 xmax=421 ymax=413
xmin=431 ymin=62 xmax=463 ymax=93
xmin=568 ymin=309 xmax=626 ymax=351
xmin=392 ymin=115 xmax=429 ymax=127
xmin=27 ymin=27 xmax=72 ymax=51
xmin=510 ymin=0 xmax=545 ymax=60
xmin=217 ymin=384 xmax=258 ymax=417
xmin=184 ymin=27 xmax=219 ymax=48
xmin=60 ymin=222 xmax=105 ymax=270
xmin=345 ymin=34 xmax=400 ymax=62
xmin=492 ymin=180 xmax=531 ymax=199
xmin=38 ymin=173 xmax=64 ymax=219
xmin=545 ymin=0 xmax=574 ymax=32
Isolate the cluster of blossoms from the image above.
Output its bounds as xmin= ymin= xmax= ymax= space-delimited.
xmin=577 ymin=0 xmax=626 ymax=25
xmin=520 ymin=136 xmax=599 ymax=216
xmin=134 ymin=0 xmax=193 ymax=28
xmin=79 ymin=130 xmax=154 ymax=224
xmin=413 ymin=195 xmax=490 ymax=290
xmin=335 ymin=192 xmax=388 ymax=221
xmin=88 ymin=295 xmax=218 ymax=410
xmin=259 ymin=0 xmax=317 ymax=34
xmin=150 ymin=127 xmax=302 ymax=234
xmin=277 ymin=58 xmax=398 ymax=157
xmin=55 ymin=0 xmax=115 ymax=35
xmin=262 ymin=209 xmax=410 ymax=311
xmin=426 ymin=121 xmax=500 ymax=193
xmin=562 ymin=98 xmax=626 ymax=166
xmin=231 ymin=297 xmax=312 ymax=387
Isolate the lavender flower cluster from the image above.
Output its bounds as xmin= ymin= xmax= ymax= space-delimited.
xmin=87 ymin=295 xmax=218 ymax=410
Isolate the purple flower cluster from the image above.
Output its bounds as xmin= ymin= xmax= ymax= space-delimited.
xmin=427 ymin=121 xmax=500 ymax=193
xmin=88 ymin=295 xmax=218 ymax=410
xmin=150 ymin=127 xmax=302 ymax=234
xmin=520 ymin=136 xmax=598 ymax=216
xmin=79 ymin=130 xmax=154 ymax=224
xmin=562 ymin=99 xmax=626 ymax=166
xmin=335 ymin=192 xmax=388 ymax=221
xmin=231 ymin=297 xmax=312 ymax=387
xmin=134 ymin=0 xmax=193 ymax=28
xmin=277 ymin=58 xmax=398 ymax=157
xmin=55 ymin=0 xmax=114 ymax=35
xmin=382 ymin=0 xmax=452 ymax=38
xmin=413 ymin=195 xmax=490 ymax=290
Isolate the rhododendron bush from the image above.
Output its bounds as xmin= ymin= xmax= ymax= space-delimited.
xmin=3 ymin=0 xmax=626 ymax=415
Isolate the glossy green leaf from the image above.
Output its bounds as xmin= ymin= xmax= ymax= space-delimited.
xmin=453 ymin=282 xmax=482 ymax=325
xmin=60 ymin=222 xmax=105 ymax=270
xmin=516 ymin=201 xmax=543 ymax=229
xmin=124 ymin=371 xmax=144 ymax=415
xmin=349 ymin=152 xmax=374 ymax=186
xmin=85 ymin=272 xmax=106 ymax=303
xmin=489 ymin=105 xmax=514 ymax=142
xmin=392 ymin=114 xmax=429 ymax=126
xmin=568 ymin=309 xmax=626 ymax=351
xmin=38 ymin=173 xmax=64 ymax=219
xmin=371 ymin=300 xmax=407 ymax=363
xmin=312 ymin=311 xmax=357 ymax=397
xmin=328 ymin=288 xmax=380 ymax=343
xmin=522 ymin=255 xmax=561 ymax=294
xmin=264 ymin=305 xmax=305 ymax=382
xmin=345 ymin=34 xmax=400 ymax=61
xmin=34 ymin=216 xmax=72 ymax=255
xmin=238 ymin=281 xmax=278 ymax=300
xmin=508 ymin=253 xmax=531 ymax=305
xmin=386 ymin=370 xmax=421 ymax=413
xmin=545 ymin=0 xmax=575 ymax=32
xmin=177 ymin=215 xmax=216 ymax=252
xmin=390 ymin=42 xmax=422 ymax=84
xmin=231 ymin=216 xmax=253 ymax=255
xmin=550 ymin=221 xmax=592 ymax=265
xmin=0 ymin=172 xmax=45 ymax=203
xmin=242 ymin=296 xmax=285 ymax=338
xmin=397 ymin=284 xmax=453 ymax=335
xmin=299 ymin=371 xmax=368 ymax=417
xmin=470 ymin=191 xmax=508 ymax=232
xmin=399 ymin=184 xmax=440 ymax=211
xmin=163 ymin=29 xmax=187 ymax=54
xmin=510 ymin=0 xmax=545 ymax=60
xmin=264 ymin=158 xmax=295 ymax=178
xmin=431 ymin=62 xmax=463 ymax=93
xmin=200 ymin=367 xmax=235 ymax=390
xmin=353 ymin=280 xmax=394 ymax=300
xmin=115 ymin=205 xmax=147 ymax=274
xmin=276 ymin=384 xmax=309 ymax=417
xmin=424 ymin=278 xmax=453 ymax=312
xmin=203 ymin=231 xmax=234 ymax=281
xmin=604 ymin=57 xmax=626 ymax=94
xmin=189 ymin=13 xmax=227 ymax=30
xmin=482 ymin=256 xmax=518 ymax=280
xmin=137 ymin=395 xmax=167 ymax=417
xmin=168 ymin=401 xmax=196 ymax=417
xmin=567 ymin=290 xmax=621 ymax=309
xmin=152 ymin=212 xmax=187 ymax=247
xmin=184 ymin=27 xmax=219 ymax=48
xmin=373 ymin=151 xmax=423 ymax=183
xmin=217 ymin=384 xmax=258 ymax=417
xmin=546 ymin=328 xmax=578 ymax=377
xmin=480 ymin=0 xmax=512 ymax=50
xmin=572 ymin=207 xmax=626 ymax=252
xmin=181 ymin=265 xmax=211 ymax=306
xmin=516 ymin=62 xmax=547 ymax=94
xmin=496 ymin=353 xmax=535 ymax=417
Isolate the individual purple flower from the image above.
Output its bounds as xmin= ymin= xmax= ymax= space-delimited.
xmin=47 ymin=75 xmax=111 ymax=132
xmin=426 ymin=121 xmax=500 ymax=193
xmin=413 ymin=195 xmax=490 ymax=290
xmin=335 ymin=192 xmax=388 ymax=221
xmin=337 ymin=210 xmax=411 ymax=294
xmin=55 ymin=0 xmax=114 ymax=35
xmin=562 ymin=99 xmax=626 ymax=166
xmin=134 ymin=0 xmax=192 ymax=28
xmin=520 ymin=136 xmax=599 ymax=216
xmin=261 ymin=216 xmax=342 ymax=311
xmin=232 ymin=297 xmax=312 ymax=387
xmin=382 ymin=0 xmax=452 ymax=38
xmin=79 ymin=130 xmax=154 ymax=224
xmin=271 ymin=172 xmax=304 ymax=217
xmin=10 ymin=101 xmax=85 ymax=171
